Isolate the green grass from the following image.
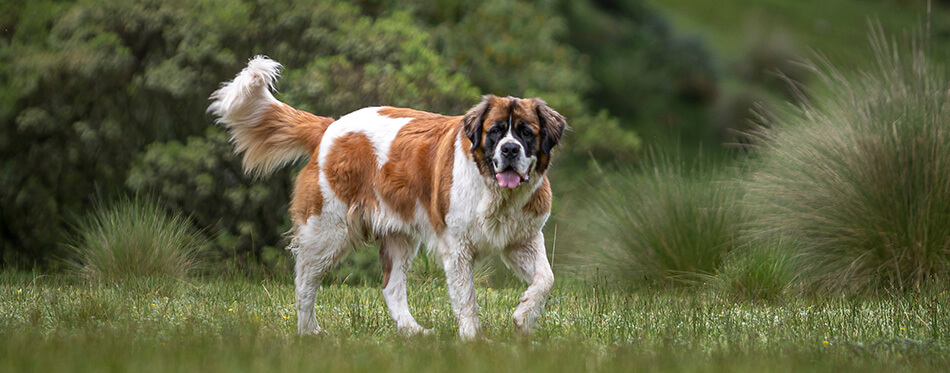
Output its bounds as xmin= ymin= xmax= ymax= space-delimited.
xmin=2 ymin=272 xmax=948 ymax=372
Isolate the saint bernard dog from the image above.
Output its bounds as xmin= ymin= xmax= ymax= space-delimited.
xmin=208 ymin=56 xmax=566 ymax=340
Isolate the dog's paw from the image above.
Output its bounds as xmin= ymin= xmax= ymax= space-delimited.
xmin=398 ymin=323 xmax=431 ymax=337
xmin=512 ymin=308 xmax=538 ymax=335
xmin=298 ymin=325 xmax=328 ymax=336
xmin=459 ymin=332 xmax=492 ymax=343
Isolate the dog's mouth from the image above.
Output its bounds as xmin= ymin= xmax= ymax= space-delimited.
xmin=494 ymin=168 xmax=528 ymax=189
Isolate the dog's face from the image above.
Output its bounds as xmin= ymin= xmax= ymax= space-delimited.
xmin=462 ymin=95 xmax=567 ymax=189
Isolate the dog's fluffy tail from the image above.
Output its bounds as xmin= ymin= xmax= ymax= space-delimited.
xmin=208 ymin=56 xmax=333 ymax=177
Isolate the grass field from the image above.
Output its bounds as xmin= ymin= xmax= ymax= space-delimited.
xmin=2 ymin=272 xmax=948 ymax=372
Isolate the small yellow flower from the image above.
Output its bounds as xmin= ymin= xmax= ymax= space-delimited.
xmin=900 ymin=327 xmax=905 ymax=331
xmin=228 ymin=308 xmax=233 ymax=312
xmin=17 ymin=289 xmax=22 ymax=294
xmin=718 ymin=313 xmax=723 ymax=317
xmin=284 ymin=315 xmax=290 ymax=320
xmin=807 ymin=306 xmax=812 ymax=310
xmin=823 ymin=340 xmax=830 ymax=345
xmin=152 ymin=303 xmax=157 ymax=307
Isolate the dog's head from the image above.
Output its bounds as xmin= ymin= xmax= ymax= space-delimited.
xmin=462 ymin=95 xmax=567 ymax=189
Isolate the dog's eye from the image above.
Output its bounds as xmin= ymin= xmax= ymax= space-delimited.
xmin=520 ymin=127 xmax=532 ymax=137
xmin=489 ymin=126 xmax=503 ymax=135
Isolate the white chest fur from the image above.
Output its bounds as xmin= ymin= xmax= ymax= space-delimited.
xmin=443 ymin=133 xmax=546 ymax=255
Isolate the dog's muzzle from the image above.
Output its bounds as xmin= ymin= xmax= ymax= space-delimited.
xmin=493 ymin=141 xmax=532 ymax=189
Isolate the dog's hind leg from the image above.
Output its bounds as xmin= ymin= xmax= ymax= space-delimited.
xmin=503 ymin=233 xmax=554 ymax=335
xmin=292 ymin=214 xmax=350 ymax=335
xmin=379 ymin=233 xmax=429 ymax=335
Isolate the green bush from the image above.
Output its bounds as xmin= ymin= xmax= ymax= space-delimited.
xmin=2 ymin=0 xmax=651 ymax=269
xmin=569 ymin=154 xmax=744 ymax=287
xmin=66 ymin=197 xmax=209 ymax=282
xmin=128 ymin=4 xmax=480 ymax=271
xmin=126 ymin=128 xmax=295 ymax=273
xmin=373 ymin=0 xmax=645 ymax=165
xmin=745 ymin=28 xmax=950 ymax=294
xmin=1 ymin=0 xmax=262 ymax=265
xmin=558 ymin=0 xmax=720 ymax=146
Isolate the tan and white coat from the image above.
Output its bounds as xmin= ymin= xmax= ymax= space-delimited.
xmin=209 ymin=56 xmax=565 ymax=340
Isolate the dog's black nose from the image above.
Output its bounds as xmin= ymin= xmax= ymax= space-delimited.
xmin=500 ymin=143 xmax=520 ymax=159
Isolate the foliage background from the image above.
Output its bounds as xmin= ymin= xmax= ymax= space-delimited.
xmin=3 ymin=0 xmax=950 ymax=296
xmin=0 ymin=0 xmax=704 ymax=269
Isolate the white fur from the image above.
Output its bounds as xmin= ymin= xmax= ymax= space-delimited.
xmin=379 ymin=234 xmax=429 ymax=335
xmin=317 ymin=107 xmax=412 ymax=169
xmin=208 ymin=56 xmax=282 ymax=119
xmin=208 ymin=56 xmax=306 ymax=176
xmin=210 ymin=58 xmax=559 ymax=339
xmin=234 ymin=85 xmax=554 ymax=339
xmin=492 ymin=128 xmax=536 ymax=177
xmin=295 ymin=126 xmax=553 ymax=340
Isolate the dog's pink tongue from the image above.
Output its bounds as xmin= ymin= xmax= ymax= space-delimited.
xmin=495 ymin=170 xmax=521 ymax=188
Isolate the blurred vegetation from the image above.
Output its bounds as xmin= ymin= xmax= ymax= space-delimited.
xmin=4 ymin=0 xmax=950 ymax=299
xmin=1 ymin=0 xmax=710 ymax=271
xmin=571 ymin=22 xmax=950 ymax=297
xmin=566 ymin=152 xmax=745 ymax=288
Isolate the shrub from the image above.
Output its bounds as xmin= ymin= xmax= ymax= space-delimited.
xmin=715 ymin=240 xmax=795 ymax=301
xmin=1 ymin=0 xmax=647 ymax=269
xmin=66 ymin=197 xmax=209 ymax=282
xmin=569 ymin=154 xmax=745 ymax=287
xmin=745 ymin=26 xmax=950 ymax=294
xmin=558 ymin=0 xmax=720 ymax=144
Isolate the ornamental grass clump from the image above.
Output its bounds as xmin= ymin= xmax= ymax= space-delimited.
xmin=716 ymin=240 xmax=796 ymax=301
xmin=67 ymin=197 xmax=209 ymax=282
xmin=745 ymin=26 xmax=950 ymax=293
xmin=573 ymin=154 xmax=745 ymax=287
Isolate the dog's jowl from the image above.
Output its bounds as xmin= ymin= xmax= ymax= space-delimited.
xmin=209 ymin=56 xmax=566 ymax=340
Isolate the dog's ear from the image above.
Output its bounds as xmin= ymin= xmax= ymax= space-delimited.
xmin=462 ymin=95 xmax=493 ymax=151
xmin=534 ymin=98 xmax=568 ymax=156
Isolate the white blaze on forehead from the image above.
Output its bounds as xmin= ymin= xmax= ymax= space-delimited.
xmin=493 ymin=127 xmax=525 ymax=160
xmin=492 ymin=126 xmax=534 ymax=177
xmin=318 ymin=107 xmax=412 ymax=168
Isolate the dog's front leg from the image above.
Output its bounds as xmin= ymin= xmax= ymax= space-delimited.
xmin=504 ymin=233 xmax=554 ymax=335
xmin=441 ymin=246 xmax=482 ymax=340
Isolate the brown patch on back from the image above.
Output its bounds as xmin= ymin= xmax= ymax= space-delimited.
xmin=324 ymin=133 xmax=379 ymax=209
xmin=523 ymin=176 xmax=552 ymax=216
xmin=377 ymin=107 xmax=460 ymax=233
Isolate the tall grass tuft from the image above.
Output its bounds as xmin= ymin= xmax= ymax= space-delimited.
xmin=66 ymin=197 xmax=209 ymax=282
xmin=569 ymin=154 xmax=745 ymax=287
xmin=745 ymin=24 xmax=950 ymax=293
xmin=716 ymin=239 xmax=796 ymax=301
